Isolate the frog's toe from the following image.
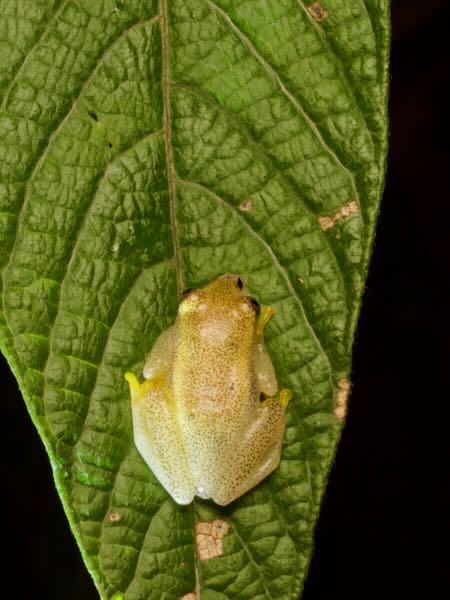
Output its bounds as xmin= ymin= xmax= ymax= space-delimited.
xmin=125 ymin=371 xmax=140 ymax=392
xmin=256 ymin=306 xmax=276 ymax=336
xmin=170 ymin=489 xmax=195 ymax=505
xmin=279 ymin=388 xmax=292 ymax=408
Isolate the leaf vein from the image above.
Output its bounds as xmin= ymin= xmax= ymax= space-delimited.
xmin=296 ymin=0 xmax=375 ymax=145
xmin=206 ymin=0 xmax=361 ymax=189
xmin=172 ymin=81 xmax=354 ymax=320
xmin=0 ymin=0 xmax=67 ymax=110
xmin=178 ymin=178 xmax=333 ymax=373
xmin=123 ymin=498 xmax=172 ymax=594
xmin=1 ymin=17 xmax=160 ymax=301
xmin=229 ymin=520 xmax=274 ymax=600
xmin=160 ymin=0 xmax=183 ymax=298
xmin=43 ymin=259 xmax=172 ymax=454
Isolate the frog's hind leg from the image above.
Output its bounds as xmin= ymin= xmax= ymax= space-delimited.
xmin=211 ymin=389 xmax=292 ymax=506
xmin=125 ymin=372 xmax=196 ymax=505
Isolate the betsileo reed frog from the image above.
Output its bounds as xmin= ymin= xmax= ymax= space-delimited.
xmin=125 ymin=274 xmax=292 ymax=506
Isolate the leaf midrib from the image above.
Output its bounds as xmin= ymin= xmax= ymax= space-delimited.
xmin=160 ymin=0 xmax=183 ymax=298
xmin=160 ymin=1 xmax=201 ymax=597
xmin=159 ymin=4 xmax=337 ymax=595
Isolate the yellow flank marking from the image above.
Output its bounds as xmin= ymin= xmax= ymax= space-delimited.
xmin=257 ymin=306 xmax=275 ymax=336
xmin=279 ymin=389 xmax=292 ymax=408
xmin=142 ymin=375 xmax=162 ymax=393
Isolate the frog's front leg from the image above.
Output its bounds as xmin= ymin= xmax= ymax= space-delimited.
xmin=125 ymin=371 xmax=196 ymax=505
xmin=211 ymin=388 xmax=292 ymax=506
xmin=142 ymin=327 xmax=174 ymax=380
xmin=255 ymin=306 xmax=278 ymax=397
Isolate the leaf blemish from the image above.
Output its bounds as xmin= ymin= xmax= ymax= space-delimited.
xmin=88 ymin=110 xmax=99 ymax=121
xmin=307 ymin=2 xmax=329 ymax=22
xmin=108 ymin=512 xmax=122 ymax=523
xmin=239 ymin=198 xmax=253 ymax=212
xmin=195 ymin=519 xmax=230 ymax=560
xmin=319 ymin=200 xmax=359 ymax=231
xmin=334 ymin=378 xmax=351 ymax=420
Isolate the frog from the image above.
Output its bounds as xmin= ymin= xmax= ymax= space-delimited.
xmin=125 ymin=274 xmax=292 ymax=506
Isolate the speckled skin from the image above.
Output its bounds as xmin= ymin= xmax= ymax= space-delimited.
xmin=125 ymin=274 xmax=291 ymax=506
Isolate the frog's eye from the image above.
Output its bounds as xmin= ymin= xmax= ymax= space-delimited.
xmin=249 ymin=297 xmax=261 ymax=315
xmin=181 ymin=288 xmax=194 ymax=298
xmin=236 ymin=277 xmax=244 ymax=290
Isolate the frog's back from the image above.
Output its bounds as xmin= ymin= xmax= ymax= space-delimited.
xmin=172 ymin=277 xmax=263 ymax=498
xmin=173 ymin=333 xmax=261 ymax=502
xmin=173 ymin=320 xmax=256 ymax=417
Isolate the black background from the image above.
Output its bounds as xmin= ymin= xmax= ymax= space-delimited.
xmin=1 ymin=1 xmax=449 ymax=598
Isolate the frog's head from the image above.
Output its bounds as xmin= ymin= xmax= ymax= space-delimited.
xmin=178 ymin=274 xmax=260 ymax=344
xmin=179 ymin=274 xmax=260 ymax=315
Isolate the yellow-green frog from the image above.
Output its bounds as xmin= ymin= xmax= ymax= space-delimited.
xmin=125 ymin=274 xmax=292 ymax=506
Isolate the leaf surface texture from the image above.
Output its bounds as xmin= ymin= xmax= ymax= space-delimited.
xmin=0 ymin=1 xmax=389 ymax=598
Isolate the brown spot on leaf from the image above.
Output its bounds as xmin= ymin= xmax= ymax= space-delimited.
xmin=307 ymin=2 xmax=329 ymax=22
xmin=239 ymin=198 xmax=253 ymax=212
xmin=335 ymin=378 xmax=351 ymax=420
xmin=195 ymin=519 xmax=230 ymax=560
xmin=108 ymin=512 xmax=122 ymax=523
xmin=319 ymin=200 xmax=359 ymax=231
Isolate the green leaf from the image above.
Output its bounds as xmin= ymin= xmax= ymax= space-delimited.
xmin=0 ymin=0 xmax=389 ymax=598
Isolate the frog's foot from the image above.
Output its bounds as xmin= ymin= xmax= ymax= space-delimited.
xmin=279 ymin=388 xmax=292 ymax=409
xmin=256 ymin=306 xmax=275 ymax=336
xmin=259 ymin=388 xmax=292 ymax=409
xmin=125 ymin=371 xmax=140 ymax=393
